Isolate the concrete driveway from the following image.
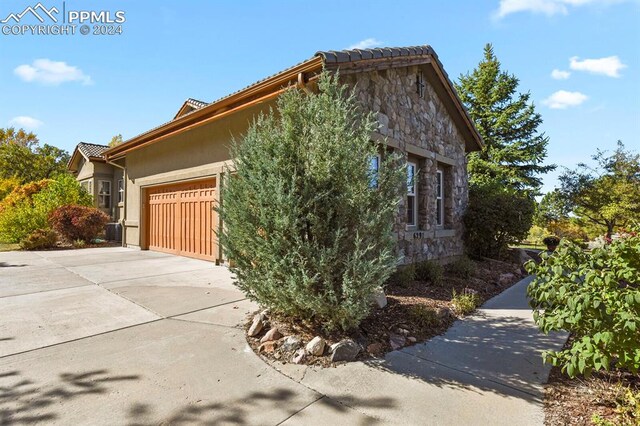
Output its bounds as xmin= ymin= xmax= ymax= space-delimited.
xmin=0 ymin=247 xmax=376 ymax=425
xmin=1 ymin=247 xmax=566 ymax=425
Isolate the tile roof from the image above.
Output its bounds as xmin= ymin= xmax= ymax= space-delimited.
xmin=77 ymin=142 xmax=109 ymax=159
xmin=185 ymin=98 xmax=209 ymax=110
xmin=315 ymin=45 xmax=434 ymax=63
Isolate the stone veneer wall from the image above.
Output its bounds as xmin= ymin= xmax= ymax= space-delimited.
xmin=343 ymin=66 xmax=469 ymax=264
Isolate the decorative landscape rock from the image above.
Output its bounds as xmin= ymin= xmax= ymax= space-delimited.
xmin=330 ymin=339 xmax=361 ymax=362
xmin=247 ymin=312 xmax=266 ymax=337
xmin=371 ymin=286 xmax=388 ymax=308
xmin=389 ymin=333 xmax=406 ymax=350
xmin=281 ymin=336 xmax=302 ymax=352
xmin=258 ymin=341 xmax=277 ymax=354
xmin=305 ymin=336 xmax=326 ymax=356
xmin=435 ymin=307 xmax=452 ymax=320
xmin=259 ymin=328 xmax=282 ymax=343
xmin=292 ymin=348 xmax=306 ymax=364
xmin=407 ymin=336 xmax=417 ymax=344
xmin=367 ymin=342 xmax=384 ymax=356
xmin=499 ymin=273 xmax=515 ymax=285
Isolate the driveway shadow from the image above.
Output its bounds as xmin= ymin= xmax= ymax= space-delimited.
xmin=0 ymin=369 xmax=140 ymax=424
xmin=127 ymin=389 xmax=395 ymax=425
xmin=0 ymin=263 xmax=27 ymax=268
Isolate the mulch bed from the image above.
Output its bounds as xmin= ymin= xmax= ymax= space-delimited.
xmin=245 ymin=251 xmax=527 ymax=367
xmin=545 ymin=340 xmax=640 ymax=425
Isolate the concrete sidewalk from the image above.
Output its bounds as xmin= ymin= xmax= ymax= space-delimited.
xmin=276 ymin=276 xmax=568 ymax=425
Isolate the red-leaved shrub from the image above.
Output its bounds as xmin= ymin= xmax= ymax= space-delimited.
xmin=49 ymin=205 xmax=110 ymax=243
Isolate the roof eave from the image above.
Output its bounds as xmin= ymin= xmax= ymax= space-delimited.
xmin=105 ymin=56 xmax=324 ymax=160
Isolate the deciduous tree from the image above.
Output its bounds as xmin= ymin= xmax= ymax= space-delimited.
xmin=559 ymin=141 xmax=640 ymax=238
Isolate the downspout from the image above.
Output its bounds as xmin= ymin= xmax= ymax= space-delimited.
xmin=105 ymin=157 xmax=127 ymax=247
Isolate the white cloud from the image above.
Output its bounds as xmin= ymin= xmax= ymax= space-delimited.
xmin=14 ymin=59 xmax=93 ymax=85
xmin=347 ymin=38 xmax=384 ymax=50
xmin=551 ymin=69 xmax=571 ymax=79
xmin=494 ymin=0 xmax=625 ymax=19
xmin=543 ymin=90 xmax=588 ymax=109
xmin=569 ymin=55 xmax=627 ymax=77
xmin=9 ymin=116 xmax=43 ymax=129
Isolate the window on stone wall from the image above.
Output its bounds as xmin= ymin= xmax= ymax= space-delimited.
xmin=369 ymin=154 xmax=380 ymax=188
xmin=406 ymin=161 xmax=417 ymax=227
xmin=416 ymin=71 xmax=425 ymax=98
xmin=98 ymin=180 xmax=111 ymax=209
xmin=436 ymin=169 xmax=444 ymax=227
xmin=436 ymin=163 xmax=454 ymax=229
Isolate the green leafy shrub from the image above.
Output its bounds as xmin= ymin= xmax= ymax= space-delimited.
xmin=463 ymin=182 xmax=535 ymax=259
xmin=217 ymin=72 xmax=404 ymax=331
xmin=408 ymin=305 xmax=439 ymax=328
xmin=49 ymin=205 xmax=109 ymax=243
xmin=415 ymin=260 xmax=443 ymax=285
xmin=390 ymin=264 xmax=416 ymax=287
xmin=448 ymin=255 xmax=475 ymax=278
xmin=72 ymin=239 xmax=87 ymax=248
xmin=451 ymin=288 xmax=481 ymax=315
xmin=526 ymin=231 xmax=640 ymax=377
xmin=19 ymin=228 xmax=57 ymax=250
xmin=0 ymin=175 xmax=92 ymax=243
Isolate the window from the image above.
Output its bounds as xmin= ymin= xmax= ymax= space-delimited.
xmin=80 ymin=180 xmax=92 ymax=195
xmin=416 ymin=71 xmax=425 ymax=98
xmin=98 ymin=180 xmax=111 ymax=209
xmin=369 ymin=154 xmax=380 ymax=187
xmin=406 ymin=162 xmax=417 ymax=226
xmin=436 ymin=169 xmax=444 ymax=227
xmin=117 ymin=179 xmax=124 ymax=204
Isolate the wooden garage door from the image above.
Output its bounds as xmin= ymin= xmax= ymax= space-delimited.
xmin=146 ymin=179 xmax=216 ymax=261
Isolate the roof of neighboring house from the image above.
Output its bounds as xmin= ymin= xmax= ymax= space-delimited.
xmin=77 ymin=142 xmax=109 ymax=159
xmin=67 ymin=142 xmax=110 ymax=172
xmin=174 ymin=98 xmax=210 ymax=119
xmin=105 ymin=45 xmax=483 ymax=160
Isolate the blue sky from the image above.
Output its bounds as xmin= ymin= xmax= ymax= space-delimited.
xmin=0 ymin=0 xmax=638 ymax=193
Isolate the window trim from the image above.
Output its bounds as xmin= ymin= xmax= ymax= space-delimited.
xmin=98 ymin=180 xmax=111 ymax=209
xmin=117 ymin=179 xmax=124 ymax=204
xmin=80 ymin=179 xmax=92 ymax=195
xmin=436 ymin=169 xmax=444 ymax=227
xmin=406 ymin=161 xmax=417 ymax=227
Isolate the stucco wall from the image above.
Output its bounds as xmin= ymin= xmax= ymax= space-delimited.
xmin=122 ymin=101 xmax=273 ymax=250
xmin=343 ymin=65 xmax=470 ymax=264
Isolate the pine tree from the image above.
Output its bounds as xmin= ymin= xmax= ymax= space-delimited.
xmin=456 ymin=44 xmax=554 ymax=193
xmin=217 ymin=72 xmax=404 ymax=331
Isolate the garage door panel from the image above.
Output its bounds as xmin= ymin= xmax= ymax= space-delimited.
xmin=147 ymin=180 xmax=216 ymax=261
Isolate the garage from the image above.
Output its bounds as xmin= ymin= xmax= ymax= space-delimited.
xmin=145 ymin=179 xmax=217 ymax=261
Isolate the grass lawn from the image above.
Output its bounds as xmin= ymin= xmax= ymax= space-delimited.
xmin=0 ymin=242 xmax=19 ymax=252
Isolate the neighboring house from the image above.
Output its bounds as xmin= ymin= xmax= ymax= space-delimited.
xmin=103 ymin=45 xmax=483 ymax=264
xmin=68 ymin=142 xmax=124 ymax=221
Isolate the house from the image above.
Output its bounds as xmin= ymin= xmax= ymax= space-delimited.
xmin=68 ymin=142 xmax=124 ymax=221
xmin=103 ymin=45 xmax=483 ymax=264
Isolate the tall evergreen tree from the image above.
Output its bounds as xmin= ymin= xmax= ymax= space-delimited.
xmin=456 ymin=44 xmax=554 ymax=193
